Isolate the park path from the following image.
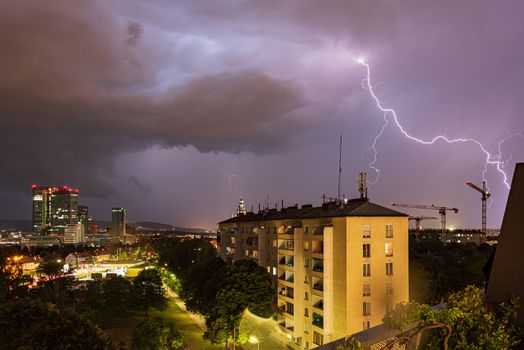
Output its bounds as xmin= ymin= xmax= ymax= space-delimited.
xmin=164 ymin=283 xmax=209 ymax=331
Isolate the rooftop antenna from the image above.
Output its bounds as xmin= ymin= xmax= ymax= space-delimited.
xmin=338 ymin=133 xmax=342 ymax=200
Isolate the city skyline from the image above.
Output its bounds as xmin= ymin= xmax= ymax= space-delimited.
xmin=1 ymin=1 xmax=524 ymax=229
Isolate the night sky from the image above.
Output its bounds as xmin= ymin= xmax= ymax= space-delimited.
xmin=1 ymin=1 xmax=523 ymax=229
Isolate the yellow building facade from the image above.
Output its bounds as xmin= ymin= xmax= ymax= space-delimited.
xmin=218 ymin=198 xmax=409 ymax=349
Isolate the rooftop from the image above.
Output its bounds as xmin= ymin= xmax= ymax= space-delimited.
xmin=219 ymin=197 xmax=408 ymax=224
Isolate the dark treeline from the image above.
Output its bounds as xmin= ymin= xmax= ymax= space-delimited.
xmin=0 ymin=251 xmax=174 ymax=349
xmin=409 ymin=233 xmax=494 ymax=304
xmin=156 ymin=238 xmax=274 ymax=345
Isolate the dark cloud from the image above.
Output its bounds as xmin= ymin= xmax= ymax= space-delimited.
xmin=0 ymin=1 xmax=308 ymax=196
xmin=0 ymin=0 xmax=523 ymax=228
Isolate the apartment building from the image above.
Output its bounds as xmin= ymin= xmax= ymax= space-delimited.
xmin=218 ymin=197 xmax=409 ymax=349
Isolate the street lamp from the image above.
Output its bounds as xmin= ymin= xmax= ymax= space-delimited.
xmin=249 ymin=335 xmax=259 ymax=350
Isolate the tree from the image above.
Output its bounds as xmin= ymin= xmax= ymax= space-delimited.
xmin=204 ymin=259 xmax=274 ymax=344
xmin=133 ymin=268 xmax=167 ymax=316
xmin=383 ymin=285 xmax=521 ymax=350
xmin=0 ymin=298 xmax=115 ymax=349
xmin=103 ymin=276 xmax=134 ymax=317
xmin=132 ymin=317 xmax=184 ymax=350
xmin=37 ymin=255 xmax=63 ymax=276
xmin=0 ymin=256 xmax=30 ymax=302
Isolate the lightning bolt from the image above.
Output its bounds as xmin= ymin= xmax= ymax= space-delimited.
xmin=358 ymin=58 xmax=523 ymax=190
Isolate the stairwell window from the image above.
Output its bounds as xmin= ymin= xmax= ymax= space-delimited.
xmin=386 ymin=224 xmax=394 ymax=238
xmin=363 ymin=263 xmax=371 ymax=277
xmin=363 ymin=244 xmax=371 ymax=258
xmin=362 ymin=224 xmax=371 ymax=238
xmin=386 ymin=262 xmax=394 ymax=276
xmin=363 ymin=302 xmax=371 ymax=316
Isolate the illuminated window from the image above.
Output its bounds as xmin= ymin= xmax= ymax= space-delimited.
xmin=363 ymin=321 xmax=370 ymax=330
xmin=386 ymin=262 xmax=394 ymax=276
xmin=363 ymin=263 xmax=371 ymax=277
xmin=304 ymin=241 xmax=310 ymax=251
xmin=386 ymin=224 xmax=394 ymax=238
xmin=385 ymin=243 xmax=393 ymax=257
xmin=267 ymin=266 xmax=271 ymax=273
xmin=363 ymin=283 xmax=371 ymax=296
xmin=273 ymin=267 xmax=277 ymax=276
xmin=363 ymin=302 xmax=371 ymax=316
xmin=273 ymin=239 xmax=277 ymax=247
xmin=362 ymin=224 xmax=371 ymax=238
xmin=363 ymin=244 xmax=371 ymax=258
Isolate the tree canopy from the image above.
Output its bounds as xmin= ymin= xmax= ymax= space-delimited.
xmin=132 ymin=317 xmax=184 ymax=350
xmin=133 ymin=268 xmax=168 ymax=316
xmin=383 ymin=285 xmax=521 ymax=349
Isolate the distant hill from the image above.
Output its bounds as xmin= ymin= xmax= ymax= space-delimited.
xmin=0 ymin=219 xmax=208 ymax=233
xmin=0 ymin=219 xmax=32 ymax=232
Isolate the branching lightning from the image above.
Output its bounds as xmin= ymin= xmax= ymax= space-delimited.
xmin=358 ymin=58 xmax=523 ymax=190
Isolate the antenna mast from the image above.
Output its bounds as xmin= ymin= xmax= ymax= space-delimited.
xmin=338 ymin=133 xmax=342 ymax=199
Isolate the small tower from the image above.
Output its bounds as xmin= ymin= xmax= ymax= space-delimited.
xmin=237 ymin=196 xmax=246 ymax=216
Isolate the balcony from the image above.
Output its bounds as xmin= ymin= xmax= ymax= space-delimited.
xmin=313 ymin=282 xmax=323 ymax=292
xmin=279 ymin=286 xmax=294 ymax=299
xmin=279 ymin=271 xmax=294 ymax=283
xmin=313 ymin=299 xmax=324 ymax=310
xmin=312 ymin=241 xmax=324 ymax=254
xmin=312 ymin=258 xmax=324 ymax=273
xmin=278 ymin=255 xmax=294 ymax=268
xmin=312 ymin=313 xmax=324 ymax=329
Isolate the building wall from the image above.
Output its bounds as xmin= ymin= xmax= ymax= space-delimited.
xmin=218 ymin=214 xmax=408 ymax=349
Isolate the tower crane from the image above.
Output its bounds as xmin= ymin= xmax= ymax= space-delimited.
xmin=408 ymin=216 xmax=439 ymax=231
xmin=392 ymin=203 xmax=459 ymax=232
xmin=466 ymin=180 xmax=490 ymax=234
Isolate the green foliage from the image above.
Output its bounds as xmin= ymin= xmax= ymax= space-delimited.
xmin=133 ymin=268 xmax=168 ymax=316
xmin=0 ymin=298 xmax=115 ymax=349
xmin=409 ymin=234 xmax=495 ymax=304
xmin=335 ymin=336 xmax=363 ymax=350
xmin=131 ymin=317 xmax=184 ymax=350
xmin=0 ymin=257 xmax=31 ymax=302
xmin=383 ymin=285 xmax=521 ymax=350
xmin=37 ymin=255 xmax=63 ymax=276
xmin=204 ymin=259 xmax=274 ymax=344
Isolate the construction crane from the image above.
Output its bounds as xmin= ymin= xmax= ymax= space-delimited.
xmin=466 ymin=180 xmax=491 ymax=234
xmin=392 ymin=203 xmax=459 ymax=232
xmin=408 ymin=216 xmax=439 ymax=231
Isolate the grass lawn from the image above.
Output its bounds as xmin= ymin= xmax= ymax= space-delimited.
xmin=150 ymin=300 xmax=224 ymax=350
xmin=102 ymin=300 xmax=223 ymax=349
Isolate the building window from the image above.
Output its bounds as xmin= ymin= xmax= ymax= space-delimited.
xmin=363 ymin=263 xmax=371 ymax=277
xmin=304 ymin=275 xmax=309 ymax=284
xmin=304 ymin=241 xmax=310 ymax=251
xmin=386 ymin=300 xmax=394 ymax=314
xmin=363 ymin=244 xmax=371 ymax=258
xmin=304 ymin=225 xmax=309 ymax=234
xmin=304 ymin=307 xmax=309 ymax=317
xmin=304 ymin=258 xmax=309 ymax=268
xmin=273 ymin=267 xmax=277 ymax=276
xmin=267 ymin=266 xmax=270 ymax=273
xmin=304 ymin=291 xmax=309 ymax=300
xmin=363 ymin=302 xmax=371 ymax=316
xmin=386 ymin=262 xmax=394 ymax=276
xmin=363 ymin=283 xmax=371 ymax=296
xmin=386 ymin=282 xmax=394 ymax=295
xmin=286 ymin=302 xmax=294 ymax=315
xmin=273 ymin=239 xmax=277 ymax=247
xmin=313 ymin=332 xmax=323 ymax=346
xmin=362 ymin=224 xmax=371 ymax=238
xmin=363 ymin=321 xmax=371 ymax=330
xmin=385 ymin=243 xmax=393 ymax=257
xmin=230 ymin=237 xmax=235 ymax=244
xmin=273 ymin=226 xmax=277 ymax=234
xmin=386 ymin=224 xmax=393 ymax=238
xmin=245 ymin=250 xmax=249 ymax=256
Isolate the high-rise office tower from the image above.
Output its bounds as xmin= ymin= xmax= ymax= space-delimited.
xmin=112 ymin=207 xmax=126 ymax=241
xmin=78 ymin=205 xmax=89 ymax=235
xmin=32 ymin=185 xmax=79 ymax=235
